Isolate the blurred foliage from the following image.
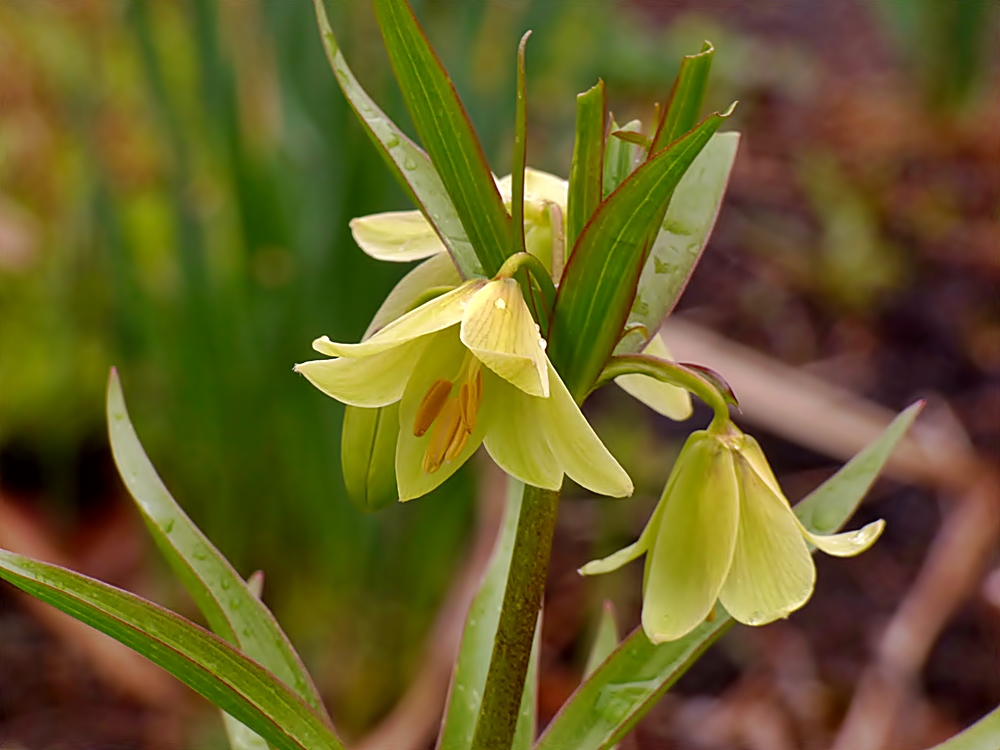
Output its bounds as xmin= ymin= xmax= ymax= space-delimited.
xmin=0 ymin=0 xmax=997 ymax=740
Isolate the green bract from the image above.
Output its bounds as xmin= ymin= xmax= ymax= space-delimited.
xmin=348 ymin=168 xmax=693 ymax=423
xmin=295 ymin=277 xmax=633 ymax=500
xmin=580 ymin=426 xmax=886 ymax=642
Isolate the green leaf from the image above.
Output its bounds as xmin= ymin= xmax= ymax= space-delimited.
xmin=584 ymin=601 xmax=620 ymax=678
xmin=106 ymin=370 xmax=330 ymax=722
xmin=373 ymin=0 xmax=511 ymax=276
xmin=538 ymin=404 xmax=922 ymax=750
xmin=652 ymin=41 xmax=714 ymax=153
xmin=567 ymin=81 xmax=606 ymax=255
xmin=512 ymin=611 xmax=542 ymax=750
xmin=617 ymin=132 xmax=740 ymax=354
xmin=925 ymin=704 xmax=1000 ymax=750
xmin=794 ymin=400 xmax=925 ymax=534
xmin=311 ymin=0 xmax=482 ymax=279
xmin=0 ymin=550 xmax=344 ymax=750
xmin=550 ymin=107 xmax=733 ymax=401
xmin=603 ymin=120 xmax=644 ymax=199
xmin=437 ymin=479 xmax=524 ymax=750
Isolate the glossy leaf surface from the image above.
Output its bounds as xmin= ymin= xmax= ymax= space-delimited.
xmin=550 ymin=108 xmax=732 ymax=399
xmin=618 ymin=132 xmax=740 ymax=353
xmin=107 ymin=370 xmax=329 ymax=722
xmin=0 ymin=550 xmax=344 ymax=750
xmin=567 ymin=81 xmax=606 ymax=254
xmin=373 ymin=0 xmax=511 ymax=276
xmin=538 ymin=403 xmax=922 ymax=750
xmin=652 ymin=42 xmax=714 ymax=153
xmin=312 ymin=0 xmax=482 ymax=278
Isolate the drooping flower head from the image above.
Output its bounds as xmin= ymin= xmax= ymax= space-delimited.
xmin=347 ymin=167 xmax=693 ymax=423
xmin=295 ymin=276 xmax=633 ymax=501
xmin=580 ymin=425 xmax=885 ymax=642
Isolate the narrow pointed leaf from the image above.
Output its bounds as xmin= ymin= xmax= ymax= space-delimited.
xmin=373 ymin=0 xmax=511 ymax=276
xmin=567 ymin=81 xmax=606 ymax=253
xmin=312 ymin=0 xmax=482 ymax=278
xmin=794 ymin=400 xmax=924 ymax=533
xmin=0 ymin=550 xmax=344 ymax=750
xmin=651 ymin=42 xmax=714 ymax=153
xmin=926 ymin=704 xmax=1000 ymax=750
xmin=617 ymin=132 xmax=739 ymax=353
xmin=550 ymin=108 xmax=733 ymax=400
xmin=539 ymin=403 xmax=921 ymax=750
xmin=107 ymin=370 xmax=330 ymax=724
xmin=437 ymin=479 xmax=525 ymax=750
xmin=604 ymin=120 xmax=644 ymax=198
xmin=584 ymin=601 xmax=620 ymax=678
xmin=616 ymin=133 xmax=740 ymax=354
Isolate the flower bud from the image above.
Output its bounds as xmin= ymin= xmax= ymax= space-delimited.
xmin=341 ymin=403 xmax=400 ymax=513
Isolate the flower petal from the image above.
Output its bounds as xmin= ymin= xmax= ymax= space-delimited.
xmin=350 ymin=210 xmax=446 ymax=262
xmin=614 ymin=334 xmax=693 ymax=420
xmin=578 ymin=496 xmax=666 ymax=576
xmin=539 ymin=361 xmax=633 ymax=498
xmin=396 ymin=332 xmax=490 ymax=501
xmin=316 ymin=281 xmax=482 ymax=358
xmin=801 ymin=519 xmax=886 ymax=557
xmin=482 ymin=373 xmax=562 ymax=491
xmin=736 ymin=434 xmax=783 ymax=497
xmin=460 ymin=278 xmax=549 ymax=397
xmin=719 ymin=455 xmax=816 ymax=627
xmin=294 ymin=339 xmax=425 ymax=407
xmin=364 ymin=252 xmax=463 ymax=339
xmin=495 ymin=168 xmax=569 ymax=209
xmin=642 ymin=434 xmax=739 ymax=642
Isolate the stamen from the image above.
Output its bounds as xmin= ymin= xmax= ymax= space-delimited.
xmin=422 ymin=399 xmax=463 ymax=473
xmin=705 ymin=605 xmax=717 ymax=623
xmin=413 ymin=379 xmax=453 ymax=437
xmin=444 ymin=424 xmax=471 ymax=461
xmin=459 ymin=368 xmax=484 ymax=433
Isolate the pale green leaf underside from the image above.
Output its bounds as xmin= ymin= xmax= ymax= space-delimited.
xmin=539 ymin=402 xmax=921 ymax=750
xmin=619 ymin=132 xmax=740 ymax=353
xmin=438 ymin=479 xmax=525 ymax=750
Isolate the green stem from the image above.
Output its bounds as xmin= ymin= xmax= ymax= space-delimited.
xmin=510 ymin=31 xmax=531 ymax=258
xmin=597 ymin=353 xmax=731 ymax=429
xmin=471 ymin=483 xmax=560 ymax=750
xmin=496 ymin=252 xmax=558 ymax=313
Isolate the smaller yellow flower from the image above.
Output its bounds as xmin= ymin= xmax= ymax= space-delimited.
xmin=580 ymin=427 xmax=885 ymax=643
xmin=295 ymin=277 xmax=633 ymax=501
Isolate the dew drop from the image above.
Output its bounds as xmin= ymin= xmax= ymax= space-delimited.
xmin=402 ymin=156 xmax=417 ymax=171
xmin=163 ymin=519 xmax=175 ymax=534
xmin=220 ymin=579 xmax=231 ymax=590
xmin=539 ymin=339 xmax=547 ymax=350
xmin=385 ymin=134 xmax=400 ymax=148
xmin=243 ymin=627 xmax=253 ymax=638
xmin=494 ymin=298 xmax=507 ymax=310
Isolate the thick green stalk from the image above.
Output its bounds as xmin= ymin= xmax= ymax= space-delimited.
xmin=471 ymin=483 xmax=560 ymax=750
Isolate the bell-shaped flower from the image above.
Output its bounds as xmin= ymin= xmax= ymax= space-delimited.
xmin=295 ymin=277 xmax=633 ymax=502
xmin=348 ymin=167 xmax=691 ymax=422
xmin=579 ymin=427 xmax=885 ymax=643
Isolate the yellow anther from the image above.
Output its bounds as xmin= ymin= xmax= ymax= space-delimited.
xmin=422 ymin=398 xmax=464 ymax=473
xmin=413 ymin=378 xmax=453 ymax=437
xmin=459 ymin=368 xmax=484 ymax=433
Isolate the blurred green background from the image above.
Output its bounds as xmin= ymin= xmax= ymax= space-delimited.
xmin=0 ymin=0 xmax=996 ymax=746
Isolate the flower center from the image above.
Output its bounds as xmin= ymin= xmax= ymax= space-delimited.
xmin=413 ymin=354 xmax=484 ymax=473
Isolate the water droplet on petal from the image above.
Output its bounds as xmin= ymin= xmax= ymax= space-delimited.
xmin=539 ymin=339 xmax=547 ymax=350
xmin=495 ymin=298 xmax=506 ymax=310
